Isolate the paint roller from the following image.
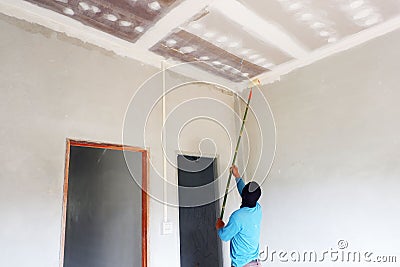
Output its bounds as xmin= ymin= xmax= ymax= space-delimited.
xmin=219 ymin=79 xmax=260 ymax=220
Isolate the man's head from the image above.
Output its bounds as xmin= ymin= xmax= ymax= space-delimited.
xmin=241 ymin=181 xmax=261 ymax=208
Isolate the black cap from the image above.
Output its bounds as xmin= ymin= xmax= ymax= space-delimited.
xmin=241 ymin=181 xmax=261 ymax=208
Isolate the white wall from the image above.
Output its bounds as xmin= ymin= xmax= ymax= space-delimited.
xmin=122 ymin=69 xmax=239 ymax=266
xmin=142 ymin=81 xmax=238 ymax=267
xmin=0 ymin=13 xmax=152 ymax=267
xmin=245 ymin=29 xmax=400 ymax=266
xmin=0 ymin=14 xmax=239 ymax=267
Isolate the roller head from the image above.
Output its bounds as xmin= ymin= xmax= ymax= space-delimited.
xmin=250 ymin=79 xmax=261 ymax=87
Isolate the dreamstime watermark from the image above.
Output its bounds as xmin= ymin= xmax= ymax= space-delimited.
xmin=259 ymin=240 xmax=397 ymax=263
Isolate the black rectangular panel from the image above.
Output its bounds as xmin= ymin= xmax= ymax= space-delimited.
xmin=178 ymin=155 xmax=222 ymax=267
xmin=64 ymin=146 xmax=142 ymax=267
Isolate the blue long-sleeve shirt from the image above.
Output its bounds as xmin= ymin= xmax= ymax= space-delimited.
xmin=218 ymin=178 xmax=262 ymax=267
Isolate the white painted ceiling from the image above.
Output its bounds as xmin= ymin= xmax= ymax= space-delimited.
xmin=1 ymin=0 xmax=400 ymax=87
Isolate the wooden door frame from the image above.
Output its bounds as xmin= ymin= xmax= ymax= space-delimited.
xmin=60 ymin=139 xmax=149 ymax=267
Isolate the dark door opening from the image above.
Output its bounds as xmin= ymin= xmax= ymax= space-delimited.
xmin=61 ymin=140 xmax=148 ymax=267
xmin=177 ymin=154 xmax=222 ymax=267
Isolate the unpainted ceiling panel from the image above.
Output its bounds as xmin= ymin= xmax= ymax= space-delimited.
xmin=237 ymin=0 xmax=400 ymax=50
xmin=24 ymin=0 xmax=181 ymax=43
xmin=181 ymin=9 xmax=294 ymax=68
xmin=150 ymin=29 xmax=269 ymax=82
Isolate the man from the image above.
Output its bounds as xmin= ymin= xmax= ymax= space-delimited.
xmin=216 ymin=165 xmax=262 ymax=267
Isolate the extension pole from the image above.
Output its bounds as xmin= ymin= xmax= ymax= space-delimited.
xmin=220 ymin=84 xmax=255 ymax=220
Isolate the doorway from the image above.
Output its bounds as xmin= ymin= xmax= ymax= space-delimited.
xmin=60 ymin=140 xmax=148 ymax=267
xmin=177 ymin=154 xmax=222 ymax=267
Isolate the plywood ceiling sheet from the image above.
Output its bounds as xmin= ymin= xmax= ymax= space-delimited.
xmin=24 ymin=0 xmax=181 ymax=43
xmin=150 ymin=29 xmax=270 ymax=82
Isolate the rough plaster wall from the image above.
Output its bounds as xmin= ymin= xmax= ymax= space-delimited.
xmin=151 ymin=82 xmax=238 ymax=267
xmin=0 ymin=14 xmax=157 ymax=267
xmin=247 ymin=29 xmax=400 ymax=266
xmin=122 ymin=73 xmax=239 ymax=267
xmin=0 ymin=14 xmax=137 ymax=267
xmin=0 ymin=14 xmax=239 ymax=267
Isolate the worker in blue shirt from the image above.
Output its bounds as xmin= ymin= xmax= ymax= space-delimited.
xmin=216 ymin=165 xmax=262 ymax=267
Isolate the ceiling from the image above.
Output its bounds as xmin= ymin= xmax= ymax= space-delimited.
xmin=2 ymin=0 xmax=400 ymax=87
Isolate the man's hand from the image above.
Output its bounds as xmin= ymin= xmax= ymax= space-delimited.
xmin=216 ymin=218 xmax=225 ymax=230
xmin=230 ymin=165 xmax=240 ymax=178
